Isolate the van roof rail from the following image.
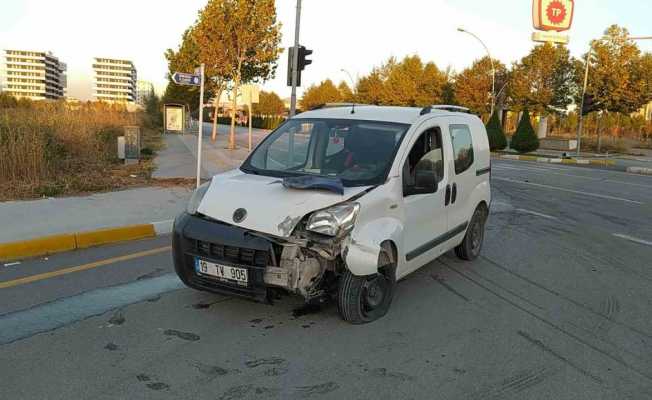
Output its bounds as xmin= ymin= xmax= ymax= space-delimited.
xmin=420 ymin=105 xmax=471 ymax=115
xmin=310 ymin=103 xmax=367 ymax=110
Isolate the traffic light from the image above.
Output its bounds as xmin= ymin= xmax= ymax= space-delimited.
xmin=298 ymin=46 xmax=313 ymax=71
xmin=287 ymin=45 xmax=313 ymax=87
xmin=581 ymin=93 xmax=599 ymax=116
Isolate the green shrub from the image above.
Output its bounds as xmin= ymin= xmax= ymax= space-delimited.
xmin=511 ymin=110 xmax=539 ymax=153
xmin=485 ymin=112 xmax=507 ymax=151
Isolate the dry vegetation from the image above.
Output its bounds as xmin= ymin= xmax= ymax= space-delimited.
xmin=0 ymin=100 xmax=163 ymax=200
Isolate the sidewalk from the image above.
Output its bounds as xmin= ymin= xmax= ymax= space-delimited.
xmin=0 ymin=186 xmax=192 ymax=244
xmin=0 ymin=123 xmax=271 ymax=260
xmin=154 ymin=123 xmax=270 ymax=179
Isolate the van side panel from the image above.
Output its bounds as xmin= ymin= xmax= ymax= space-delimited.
xmin=344 ymin=178 xmax=405 ymax=277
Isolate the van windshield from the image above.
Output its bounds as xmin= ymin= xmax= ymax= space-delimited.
xmin=242 ymin=119 xmax=410 ymax=187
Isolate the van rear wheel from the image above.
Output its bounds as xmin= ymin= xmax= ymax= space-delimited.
xmin=338 ymin=249 xmax=396 ymax=324
xmin=455 ymin=205 xmax=487 ymax=261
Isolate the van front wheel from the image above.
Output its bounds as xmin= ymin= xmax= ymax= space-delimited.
xmin=338 ymin=251 xmax=396 ymax=324
xmin=455 ymin=205 xmax=487 ymax=261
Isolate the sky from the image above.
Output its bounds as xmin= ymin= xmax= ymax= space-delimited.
xmin=1 ymin=0 xmax=651 ymax=101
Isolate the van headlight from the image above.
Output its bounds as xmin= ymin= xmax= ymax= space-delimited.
xmin=186 ymin=182 xmax=210 ymax=215
xmin=306 ymin=202 xmax=360 ymax=237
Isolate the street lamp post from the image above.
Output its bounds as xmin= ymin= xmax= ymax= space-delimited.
xmin=340 ymin=69 xmax=355 ymax=90
xmin=340 ymin=68 xmax=356 ymax=100
xmin=458 ymin=27 xmax=495 ymax=116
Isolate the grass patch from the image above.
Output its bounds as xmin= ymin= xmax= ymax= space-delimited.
xmin=0 ymin=100 xmax=163 ymax=201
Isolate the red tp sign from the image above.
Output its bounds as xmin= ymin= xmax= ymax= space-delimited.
xmin=533 ymin=0 xmax=574 ymax=32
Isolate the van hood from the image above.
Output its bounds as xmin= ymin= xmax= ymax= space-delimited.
xmin=196 ymin=170 xmax=370 ymax=238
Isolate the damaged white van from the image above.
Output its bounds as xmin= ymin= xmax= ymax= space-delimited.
xmin=173 ymin=104 xmax=491 ymax=324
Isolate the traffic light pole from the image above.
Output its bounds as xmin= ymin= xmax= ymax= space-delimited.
xmin=289 ymin=0 xmax=302 ymax=117
xmin=576 ymin=49 xmax=591 ymax=157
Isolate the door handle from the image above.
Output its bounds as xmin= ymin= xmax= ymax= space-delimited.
xmin=452 ymin=183 xmax=458 ymax=204
xmin=445 ymin=184 xmax=451 ymax=206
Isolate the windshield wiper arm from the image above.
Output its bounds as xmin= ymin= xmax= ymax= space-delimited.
xmin=282 ymin=175 xmax=344 ymax=195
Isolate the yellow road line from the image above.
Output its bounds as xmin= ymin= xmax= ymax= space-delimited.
xmin=0 ymin=246 xmax=171 ymax=289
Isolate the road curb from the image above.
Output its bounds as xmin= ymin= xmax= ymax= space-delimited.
xmin=494 ymin=154 xmax=616 ymax=167
xmin=0 ymin=220 xmax=174 ymax=262
xmin=626 ymin=166 xmax=652 ymax=176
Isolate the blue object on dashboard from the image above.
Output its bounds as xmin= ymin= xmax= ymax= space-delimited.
xmin=282 ymin=176 xmax=345 ymax=195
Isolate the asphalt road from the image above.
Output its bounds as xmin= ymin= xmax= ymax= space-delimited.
xmin=1 ymin=160 xmax=652 ymax=400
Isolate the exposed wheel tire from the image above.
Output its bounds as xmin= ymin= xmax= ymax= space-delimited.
xmin=338 ymin=249 xmax=396 ymax=324
xmin=455 ymin=205 xmax=487 ymax=261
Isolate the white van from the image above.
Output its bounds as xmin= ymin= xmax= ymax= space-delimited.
xmin=173 ymin=105 xmax=491 ymax=324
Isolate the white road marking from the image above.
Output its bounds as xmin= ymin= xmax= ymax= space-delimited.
xmin=491 ymin=201 xmax=558 ymax=220
xmin=493 ymin=177 xmax=644 ymax=205
xmin=514 ymin=208 xmax=558 ymax=220
xmin=493 ymin=164 xmax=652 ymax=189
xmin=613 ymin=234 xmax=652 ymax=247
xmin=3 ymin=262 xmax=21 ymax=268
xmin=492 ymin=165 xmax=652 ymax=189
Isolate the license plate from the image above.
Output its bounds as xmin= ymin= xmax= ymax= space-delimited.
xmin=195 ymin=258 xmax=248 ymax=286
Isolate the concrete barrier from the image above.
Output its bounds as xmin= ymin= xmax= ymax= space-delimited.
xmin=627 ymin=166 xmax=652 ymax=176
xmin=0 ymin=220 xmax=174 ymax=262
xmin=493 ymin=154 xmax=616 ymax=167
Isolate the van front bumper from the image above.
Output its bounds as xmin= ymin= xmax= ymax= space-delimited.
xmin=172 ymin=212 xmax=274 ymax=303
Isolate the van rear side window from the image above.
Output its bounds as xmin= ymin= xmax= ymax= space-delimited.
xmin=449 ymin=124 xmax=474 ymax=174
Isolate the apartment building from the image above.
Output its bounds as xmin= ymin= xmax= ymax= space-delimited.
xmin=0 ymin=49 xmax=67 ymax=100
xmin=93 ymin=58 xmax=137 ymax=103
xmin=136 ymin=80 xmax=154 ymax=106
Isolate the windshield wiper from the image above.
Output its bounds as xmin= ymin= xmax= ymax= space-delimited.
xmin=282 ymin=175 xmax=344 ymax=195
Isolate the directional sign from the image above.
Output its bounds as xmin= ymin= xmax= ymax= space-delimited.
xmin=172 ymin=72 xmax=201 ymax=86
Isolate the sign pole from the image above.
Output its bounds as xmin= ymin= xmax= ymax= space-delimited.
xmin=248 ymin=100 xmax=253 ymax=151
xmin=196 ymin=63 xmax=205 ymax=189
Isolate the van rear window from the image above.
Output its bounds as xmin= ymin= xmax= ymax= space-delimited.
xmin=449 ymin=124 xmax=474 ymax=174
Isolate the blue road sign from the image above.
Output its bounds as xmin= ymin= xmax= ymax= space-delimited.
xmin=172 ymin=72 xmax=201 ymax=86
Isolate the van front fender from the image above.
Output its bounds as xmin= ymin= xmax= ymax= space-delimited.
xmin=343 ymin=217 xmax=403 ymax=276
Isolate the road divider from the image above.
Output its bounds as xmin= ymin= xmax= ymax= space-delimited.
xmin=494 ymin=153 xmax=616 ymax=167
xmin=0 ymin=220 xmax=174 ymax=262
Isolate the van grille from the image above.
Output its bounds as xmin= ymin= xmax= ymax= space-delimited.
xmin=195 ymin=240 xmax=268 ymax=267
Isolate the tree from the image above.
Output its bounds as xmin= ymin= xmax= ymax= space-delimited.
xmin=454 ymin=57 xmax=507 ymax=117
xmin=351 ymin=56 xmax=447 ymax=107
xmin=486 ymin=111 xmax=507 ymax=151
xmin=586 ymin=25 xmax=649 ymax=118
xmin=300 ymin=79 xmax=342 ymax=110
xmin=416 ymin=62 xmax=448 ymax=106
xmin=356 ymin=70 xmax=384 ymax=105
xmin=511 ymin=110 xmax=539 ymax=153
xmin=252 ymin=90 xmax=285 ymax=116
xmin=0 ymin=93 xmax=18 ymax=108
xmin=510 ymin=43 xmax=577 ymax=114
xmin=144 ymin=91 xmax=163 ymax=127
xmin=194 ymin=0 xmax=282 ymax=149
xmin=338 ymin=81 xmax=354 ymax=102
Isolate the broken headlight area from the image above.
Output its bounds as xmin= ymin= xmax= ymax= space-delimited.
xmin=305 ymin=202 xmax=360 ymax=237
xmin=258 ymin=207 xmax=360 ymax=303
xmin=186 ymin=182 xmax=210 ymax=215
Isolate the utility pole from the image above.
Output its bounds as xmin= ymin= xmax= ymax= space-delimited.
xmin=289 ymin=0 xmax=302 ymax=117
xmin=196 ymin=63 xmax=205 ymax=188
